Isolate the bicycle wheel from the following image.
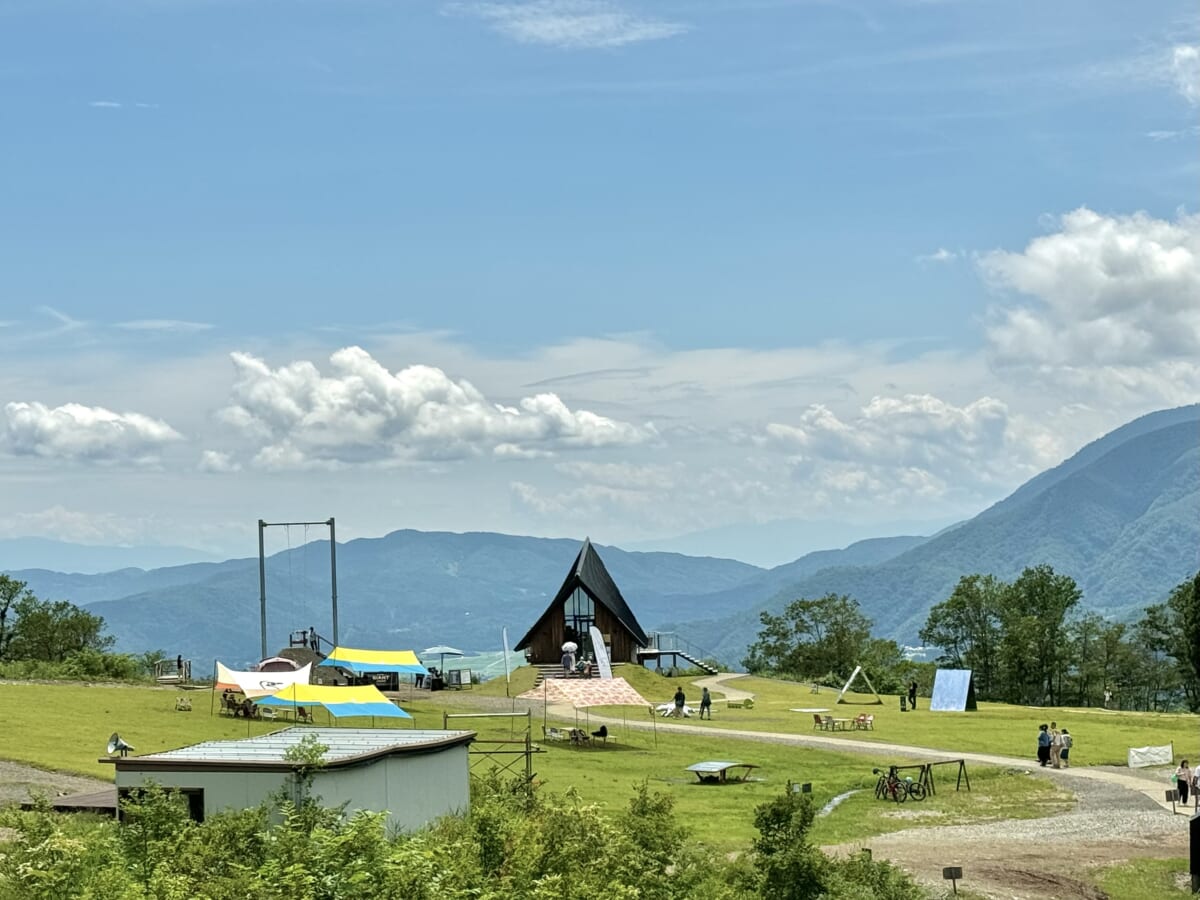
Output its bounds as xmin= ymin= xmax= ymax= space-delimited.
xmin=906 ymin=782 xmax=927 ymax=801
xmin=875 ymin=777 xmax=888 ymax=800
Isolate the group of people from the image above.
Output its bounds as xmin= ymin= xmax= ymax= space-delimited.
xmin=1035 ymin=721 xmax=1073 ymax=768
xmin=669 ymin=686 xmax=713 ymax=719
xmin=560 ymin=648 xmax=595 ymax=677
xmin=1174 ymin=760 xmax=1198 ymax=806
xmin=221 ymin=689 xmax=259 ymax=719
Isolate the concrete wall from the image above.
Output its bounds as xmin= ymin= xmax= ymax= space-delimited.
xmin=314 ymin=745 xmax=470 ymax=832
xmin=116 ymin=768 xmax=288 ymax=820
xmin=115 ymin=745 xmax=470 ymax=831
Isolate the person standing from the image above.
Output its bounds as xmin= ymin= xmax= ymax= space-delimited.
xmin=699 ymin=687 xmax=712 ymax=719
xmin=1176 ymin=760 xmax=1193 ymax=805
xmin=1059 ymin=728 xmax=1072 ymax=767
xmin=1049 ymin=721 xmax=1062 ymax=768
xmin=673 ymin=686 xmax=686 ymax=718
xmin=1036 ymin=724 xmax=1051 ymax=766
xmin=908 ymin=681 xmax=918 ymax=710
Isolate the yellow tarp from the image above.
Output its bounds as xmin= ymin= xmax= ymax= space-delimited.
xmin=322 ymin=646 xmax=428 ymax=674
xmin=259 ymin=682 xmax=411 ymax=718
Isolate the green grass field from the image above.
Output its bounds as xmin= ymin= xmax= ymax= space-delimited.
xmin=481 ymin=665 xmax=1199 ymax=767
xmin=0 ymin=667 xmax=1195 ymax=856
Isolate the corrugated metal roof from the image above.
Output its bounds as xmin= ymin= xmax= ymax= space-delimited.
xmin=130 ymin=727 xmax=472 ymax=765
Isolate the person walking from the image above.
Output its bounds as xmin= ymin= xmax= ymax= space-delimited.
xmin=908 ymin=681 xmax=918 ymax=710
xmin=1059 ymin=728 xmax=1072 ymax=767
xmin=699 ymin=687 xmax=712 ymax=719
xmin=1175 ymin=760 xmax=1192 ymax=805
xmin=1049 ymin=721 xmax=1062 ymax=769
xmin=1036 ymin=724 xmax=1051 ymax=766
xmin=673 ymin=686 xmax=686 ymax=718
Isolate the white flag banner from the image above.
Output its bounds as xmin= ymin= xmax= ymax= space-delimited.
xmin=1127 ymin=743 xmax=1173 ymax=768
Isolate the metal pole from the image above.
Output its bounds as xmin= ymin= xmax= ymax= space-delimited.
xmin=328 ymin=517 xmax=338 ymax=646
xmin=258 ymin=519 xmax=268 ymax=660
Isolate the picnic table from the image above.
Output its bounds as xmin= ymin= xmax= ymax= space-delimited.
xmin=686 ymin=761 xmax=759 ymax=784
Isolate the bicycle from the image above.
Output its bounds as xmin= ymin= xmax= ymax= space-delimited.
xmin=873 ymin=767 xmax=927 ymax=802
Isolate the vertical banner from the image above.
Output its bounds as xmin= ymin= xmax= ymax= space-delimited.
xmin=589 ymin=625 xmax=613 ymax=679
xmin=502 ymin=627 xmax=512 ymax=697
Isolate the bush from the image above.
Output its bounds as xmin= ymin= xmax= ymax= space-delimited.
xmin=0 ymin=779 xmax=929 ymax=898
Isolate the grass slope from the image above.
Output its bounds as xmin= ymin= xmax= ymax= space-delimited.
xmin=1 ymin=669 xmax=1195 ymax=853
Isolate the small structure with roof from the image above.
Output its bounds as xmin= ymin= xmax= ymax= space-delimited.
xmin=103 ymin=726 xmax=474 ymax=831
xmin=515 ymin=538 xmax=648 ymax=666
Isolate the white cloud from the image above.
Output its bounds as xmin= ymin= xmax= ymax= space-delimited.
xmin=0 ymin=505 xmax=144 ymax=545
xmin=764 ymin=394 xmax=1055 ymax=503
xmin=116 ymin=319 xmax=213 ymax=333
xmin=1171 ymin=44 xmax=1200 ymax=105
xmin=217 ymin=346 xmax=654 ymax=468
xmin=980 ymin=207 xmax=1200 ymax=368
xmin=198 ymin=450 xmax=241 ymax=473
xmin=448 ymin=0 xmax=687 ymax=49
xmin=554 ymin=460 xmax=678 ymax=491
xmin=2 ymin=401 xmax=182 ymax=463
xmin=88 ymin=100 xmax=158 ymax=110
xmin=1145 ymin=127 xmax=1200 ymax=141
xmin=917 ymin=247 xmax=957 ymax=264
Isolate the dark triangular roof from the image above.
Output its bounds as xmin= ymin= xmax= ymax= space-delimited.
xmin=515 ymin=539 xmax=649 ymax=650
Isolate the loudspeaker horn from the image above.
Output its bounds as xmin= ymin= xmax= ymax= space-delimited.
xmin=107 ymin=732 xmax=134 ymax=757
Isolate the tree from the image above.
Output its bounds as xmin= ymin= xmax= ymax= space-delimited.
xmin=919 ymin=573 xmax=1003 ymax=699
xmin=1166 ymin=571 xmax=1200 ymax=711
xmin=743 ymin=594 xmax=872 ymax=680
xmin=6 ymin=594 xmax=113 ymax=662
xmin=996 ymin=565 xmax=1080 ymax=705
xmin=1132 ymin=603 xmax=1180 ymax=711
xmin=0 ymin=575 xmax=35 ymax=660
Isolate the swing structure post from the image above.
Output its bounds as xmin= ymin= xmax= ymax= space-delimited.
xmin=257 ymin=517 xmax=339 ymax=659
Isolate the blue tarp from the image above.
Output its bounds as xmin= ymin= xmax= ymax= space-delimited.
xmin=257 ymin=683 xmax=413 ymax=719
xmin=322 ymin=647 xmax=429 ymax=675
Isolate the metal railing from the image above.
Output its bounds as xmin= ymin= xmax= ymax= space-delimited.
xmin=645 ymin=631 xmax=717 ymax=661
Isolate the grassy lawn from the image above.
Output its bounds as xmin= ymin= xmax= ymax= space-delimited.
xmin=0 ymin=677 xmax=1073 ymax=852
xmin=0 ymin=667 xmax=1190 ymax=854
xmin=1095 ymin=858 xmax=1192 ymax=899
xmin=491 ymin=666 xmax=1200 ymax=767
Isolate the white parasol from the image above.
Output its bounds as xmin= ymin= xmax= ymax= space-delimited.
xmin=420 ymin=645 xmax=464 ymax=671
xmin=561 ymin=641 xmax=578 ymax=653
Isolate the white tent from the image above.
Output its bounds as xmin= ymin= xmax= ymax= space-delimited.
xmin=214 ymin=661 xmax=312 ymax=699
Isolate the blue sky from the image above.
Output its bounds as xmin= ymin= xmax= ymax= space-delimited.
xmin=1 ymin=0 xmax=1198 ymax=565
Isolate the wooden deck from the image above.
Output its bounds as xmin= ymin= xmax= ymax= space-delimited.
xmin=23 ymin=787 xmax=118 ymax=815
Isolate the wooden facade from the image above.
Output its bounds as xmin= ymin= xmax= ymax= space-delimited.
xmin=515 ymin=539 xmax=649 ymax=666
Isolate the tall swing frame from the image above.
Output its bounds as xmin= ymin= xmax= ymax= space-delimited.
xmin=257 ymin=517 xmax=339 ymax=660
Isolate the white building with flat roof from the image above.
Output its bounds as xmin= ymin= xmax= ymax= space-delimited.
xmin=104 ymin=727 xmax=475 ymax=831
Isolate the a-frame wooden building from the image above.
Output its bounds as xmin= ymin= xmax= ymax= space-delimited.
xmin=515 ymin=538 xmax=649 ymax=666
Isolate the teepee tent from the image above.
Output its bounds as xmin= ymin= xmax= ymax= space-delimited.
xmin=835 ymin=665 xmax=884 ymax=705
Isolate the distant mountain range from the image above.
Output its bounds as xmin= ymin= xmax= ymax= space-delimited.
xmin=0 ymin=537 xmax=220 ymax=574
xmin=675 ymin=404 xmax=1200 ymax=662
xmin=4 ymin=404 xmax=1197 ymax=669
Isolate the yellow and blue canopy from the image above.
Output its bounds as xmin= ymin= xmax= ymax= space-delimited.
xmin=322 ymin=646 xmax=429 ymax=675
xmin=258 ymin=683 xmax=411 ymax=719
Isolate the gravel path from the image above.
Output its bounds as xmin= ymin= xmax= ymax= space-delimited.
xmin=1 ymin=680 xmax=1186 ymax=898
xmin=487 ymin=673 xmax=1195 ymax=898
xmin=0 ymin=760 xmax=110 ymax=808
